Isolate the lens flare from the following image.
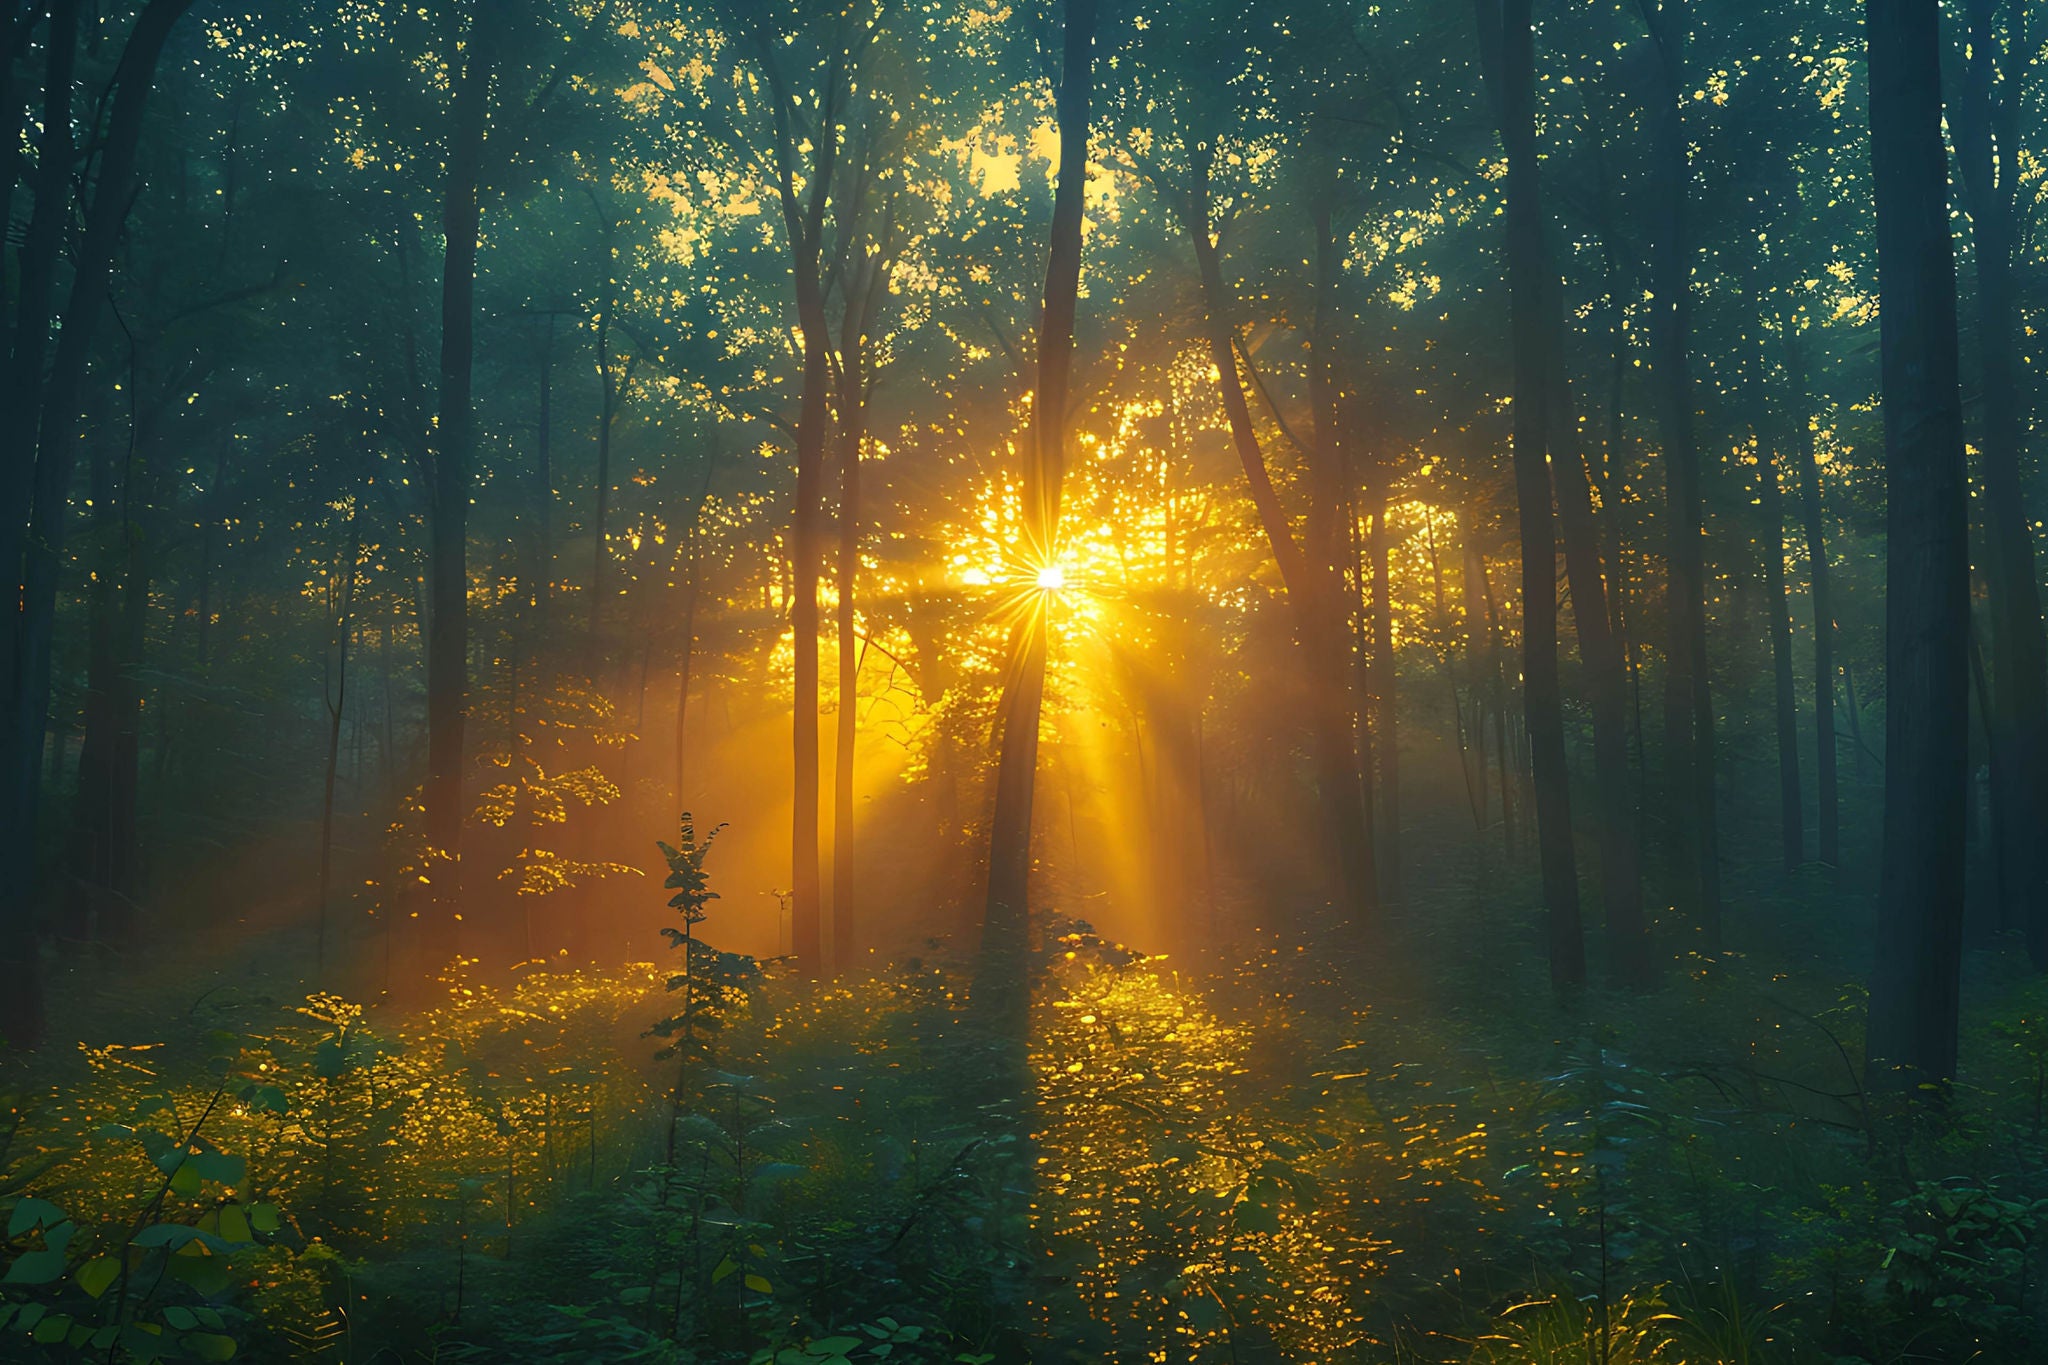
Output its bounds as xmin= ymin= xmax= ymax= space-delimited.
xmin=1036 ymin=564 xmax=1067 ymax=592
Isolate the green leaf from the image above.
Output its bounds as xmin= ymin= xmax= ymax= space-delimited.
xmin=168 ymin=1252 xmax=234 ymax=1296
xmin=188 ymin=1153 xmax=246 ymax=1188
xmin=184 ymin=1330 xmax=239 ymax=1361
xmin=77 ymin=1255 xmax=121 ymax=1299
xmin=216 ymin=1205 xmax=252 ymax=1244
xmin=163 ymin=1307 xmax=199 ymax=1331
xmin=4 ymin=1248 xmax=68 ymax=1285
xmin=7 ymin=1197 xmax=63 ymax=1236
xmin=31 ymin=1312 xmax=71 ymax=1343
xmin=618 ymin=1286 xmax=651 ymax=1305
xmin=710 ymin=1257 xmax=738 ymax=1284
xmin=743 ymin=1273 xmax=772 ymax=1295
xmin=811 ymin=1338 xmax=861 ymax=1355
xmin=249 ymin=1203 xmax=281 ymax=1234
xmin=170 ymin=1163 xmax=202 ymax=1196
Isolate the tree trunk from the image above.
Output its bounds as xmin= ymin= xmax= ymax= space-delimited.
xmin=0 ymin=0 xmax=191 ymax=1047
xmin=1863 ymin=0 xmax=1969 ymax=1089
xmin=72 ymin=433 xmax=124 ymax=941
xmin=591 ymin=280 xmax=617 ymax=651
xmin=319 ymin=513 xmax=360 ymax=972
xmin=1640 ymin=0 xmax=1721 ymax=947
xmin=977 ymin=0 xmax=1094 ymax=1027
xmin=1479 ymin=545 xmax=1518 ymax=858
xmin=1365 ymin=485 xmax=1401 ymax=905
xmin=1761 ymin=419 xmax=1803 ymax=872
xmin=1786 ymin=329 xmax=1839 ymax=866
xmin=424 ymin=0 xmax=495 ymax=960
xmin=1183 ymin=158 xmax=1375 ymax=925
xmin=1461 ymin=527 xmax=1494 ymax=832
xmin=832 ymin=260 xmax=883 ymax=974
xmin=675 ymin=450 xmax=717 ymax=817
xmin=1497 ymin=0 xmax=1584 ymax=988
xmin=1532 ymin=172 xmax=1644 ymax=982
xmin=1952 ymin=0 xmax=2048 ymax=959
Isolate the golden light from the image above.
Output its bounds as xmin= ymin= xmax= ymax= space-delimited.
xmin=1035 ymin=564 xmax=1067 ymax=592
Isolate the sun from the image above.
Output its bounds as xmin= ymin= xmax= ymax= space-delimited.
xmin=1035 ymin=564 xmax=1067 ymax=592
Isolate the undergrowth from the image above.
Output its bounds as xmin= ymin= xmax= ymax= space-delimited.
xmin=2 ymin=863 xmax=2042 ymax=1362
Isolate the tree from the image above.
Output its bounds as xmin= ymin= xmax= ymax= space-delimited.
xmin=1638 ymin=0 xmax=1722 ymax=948
xmin=1950 ymin=0 xmax=2048 ymax=961
xmin=1489 ymin=0 xmax=1585 ymax=990
xmin=1863 ymin=0 xmax=1969 ymax=1089
xmin=0 ymin=0 xmax=195 ymax=1045
xmin=422 ymin=0 xmax=499 ymax=961
xmin=977 ymin=0 xmax=1096 ymax=1027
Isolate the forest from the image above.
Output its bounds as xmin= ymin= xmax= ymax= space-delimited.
xmin=0 ymin=0 xmax=2041 ymax=1360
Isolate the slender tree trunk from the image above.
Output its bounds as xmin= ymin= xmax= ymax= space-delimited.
xmin=1863 ymin=0 xmax=1969 ymax=1089
xmin=1536 ymin=220 xmax=1644 ymax=982
xmin=1308 ymin=204 xmax=1380 ymax=917
xmin=1480 ymin=547 xmax=1518 ymax=858
xmin=832 ymin=281 xmax=875 ymax=974
xmin=424 ymin=0 xmax=495 ymax=960
xmin=1366 ymin=486 xmax=1402 ymax=905
xmin=1640 ymin=0 xmax=1721 ymax=947
xmin=319 ymin=515 xmax=360 ymax=972
xmin=1497 ymin=0 xmax=1584 ymax=987
xmin=1461 ymin=527 xmax=1494 ymax=832
xmin=73 ymin=434 xmax=123 ymax=941
xmin=752 ymin=19 xmax=849 ymax=982
xmin=978 ymin=0 xmax=1094 ymax=1027
xmin=0 ymin=0 xmax=190 ymax=1047
xmin=592 ymin=284 xmax=617 ymax=651
xmin=1183 ymin=159 xmax=1375 ymax=924
xmin=0 ymin=0 xmax=79 ymax=635
xmin=1786 ymin=330 xmax=1839 ymax=866
xmin=534 ymin=311 xmax=559 ymax=642
xmin=1953 ymin=0 xmax=2048 ymax=959
xmin=675 ymin=451 xmax=717 ymax=817
xmin=1761 ymin=420 xmax=1803 ymax=872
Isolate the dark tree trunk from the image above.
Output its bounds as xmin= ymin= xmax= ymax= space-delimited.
xmin=1460 ymin=527 xmax=1494 ymax=832
xmin=1863 ymin=0 xmax=1970 ymax=1089
xmin=318 ymin=510 xmax=361 ymax=972
xmin=1532 ymin=179 xmax=1644 ymax=982
xmin=832 ymin=256 xmax=885 ymax=974
xmin=1786 ymin=330 xmax=1839 ymax=866
xmin=753 ymin=18 xmax=850 ymax=981
xmin=591 ymin=276 xmax=618 ymax=651
xmin=530 ymin=309 xmax=569 ymax=645
xmin=675 ymin=451 xmax=717 ymax=818
xmin=1480 ymin=545 xmax=1518 ymax=858
xmin=1494 ymin=0 xmax=1584 ymax=988
xmin=424 ymin=0 xmax=495 ymax=960
xmin=1640 ymin=0 xmax=1722 ymax=947
xmin=72 ymin=434 xmax=126 ymax=940
xmin=1952 ymin=0 xmax=2048 ymax=958
xmin=1365 ymin=483 xmax=1401 ymax=905
xmin=978 ymin=0 xmax=1094 ymax=1027
xmin=0 ymin=0 xmax=190 ymax=1047
xmin=1182 ymin=157 xmax=1375 ymax=925
xmin=1761 ymin=421 xmax=1803 ymax=872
